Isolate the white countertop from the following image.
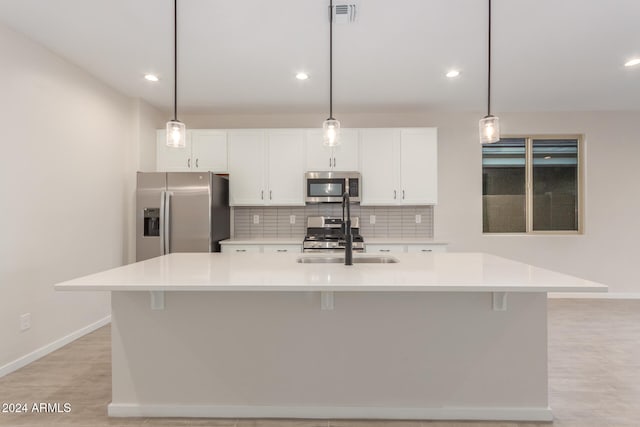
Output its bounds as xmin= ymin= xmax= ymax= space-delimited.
xmin=55 ymin=252 xmax=607 ymax=293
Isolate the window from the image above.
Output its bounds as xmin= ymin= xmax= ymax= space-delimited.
xmin=482 ymin=136 xmax=581 ymax=234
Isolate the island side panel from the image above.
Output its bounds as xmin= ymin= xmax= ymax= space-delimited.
xmin=110 ymin=291 xmax=548 ymax=418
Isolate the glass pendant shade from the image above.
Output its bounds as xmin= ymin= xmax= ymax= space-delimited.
xmin=166 ymin=120 xmax=186 ymax=148
xmin=479 ymin=115 xmax=500 ymax=144
xmin=323 ymin=118 xmax=341 ymax=147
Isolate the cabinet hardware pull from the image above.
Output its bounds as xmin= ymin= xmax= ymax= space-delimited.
xmin=393 ymin=190 xmax=397 ymax=199
xmin=187 ymin=158 xmax=191 ymax=168
xmin=329 ymin=158 xmax=332 ymax=168
xmin=261 ymin=190 xmax=264 ymax=200
xmin=402 ymin=190 xmax=405 ymax=199
xmin=270 ymin=190 xmax=272 ymax=200
xmin=421 ymin=249 xmax=432 ymax=252
xmin=379 ymin=249 xmax=391 ymax=252
xmin=333 ymin=157 xmax=336 ymax=167
xmin=236 ymin=249 xmax=246 ymax=252
xmin=195 ymin=158 xmax=199 ymax=168
xmin=276 ymin=249 xmax=287 ymax=252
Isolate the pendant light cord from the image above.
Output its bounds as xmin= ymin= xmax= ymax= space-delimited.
xmin=173 ymin=0 xmax=178 ymax=121
xmin=487 ymin=0 xmax=492 ymax=116
xmin=329 ymin=0 xmax=333 ymax=119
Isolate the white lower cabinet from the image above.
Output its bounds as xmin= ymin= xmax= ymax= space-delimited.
xmin=261 ymin=244 xmax=301 ymax=253
xmin=366 ymin=244 xmax=406 ymax=253
xmin=221 ymin=243 xmax=301 ymax=253
xmin=221 ymin=245 xmax=261 ymax=253
xmin=366 ymin=244 xmax=447 ymax=253
xmin=406 ymin=244 xmax=447 ymax=253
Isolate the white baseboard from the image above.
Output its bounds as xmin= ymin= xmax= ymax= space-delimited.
xmin=0 ymin=315 xmax=111 ymax=378
xmin=108 ymin=403 xmax=553 ymax=421
xmin=549 ymin=292 xmax=640 ymax=299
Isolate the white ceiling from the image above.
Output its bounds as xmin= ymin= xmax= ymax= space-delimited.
xmin=0 ymin=0 xmax=639 ymax=114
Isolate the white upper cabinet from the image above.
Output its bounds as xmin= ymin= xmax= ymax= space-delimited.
xmin=267 ymin=130 xmax=305 ymax=205
xmin=360 ymin=128 xmax=437 ymax=205
xmin=157 ymin=127 xmax=435 ymax=206
xmin=190 ymin=130 xmax=228 ymax=172
xmin=156 ymin=129 xmax=192 ymax=171
xmin=228 ymin=129 xmax=305 ymax=206
xmin=400 ymin=128 xmax=437 ymax=205
xmin=306 ymin=129 xmax=359 ymax=172
xmin=228 ymin=130 xmax=267 ymax=206
xmin=360 ymin=128 xmax=400 ymax=205
xmin=156 ymin=129 xmax=228 ymax=172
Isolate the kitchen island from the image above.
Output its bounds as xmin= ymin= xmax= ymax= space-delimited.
xmin=55 ymin=252 xmax=606 ymax=421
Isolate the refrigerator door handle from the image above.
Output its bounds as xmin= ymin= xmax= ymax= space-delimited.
xmin=159 ymin=191 xmax=166 ymax=255
xmin=164 ymin=191 xmax=173 ymax=254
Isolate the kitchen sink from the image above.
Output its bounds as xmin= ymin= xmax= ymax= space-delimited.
xmin=296 ymin=256 xmax=399 ymax=264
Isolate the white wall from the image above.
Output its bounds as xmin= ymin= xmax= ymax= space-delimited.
xmin=0 ymin=23 xmax=160 ymax=371
xmin=182 ymin=110 xmax=640 ymax=294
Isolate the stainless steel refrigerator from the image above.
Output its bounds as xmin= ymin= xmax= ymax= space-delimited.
xmin=136 ymin=172 xmax=230 ymax=261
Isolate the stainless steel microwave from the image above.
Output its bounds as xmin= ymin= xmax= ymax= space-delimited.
xmin=305 ymin=171 xmax=361 ymax=203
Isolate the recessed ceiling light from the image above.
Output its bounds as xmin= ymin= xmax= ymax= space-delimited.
xmin=446 ymin=70 xmax=460 ymax=78
xmin=295 ymin=72 xmax=309 ymax=80
xmin=144 ymin=74 xmax=159 ymax=82
xmin=624 ymin=58 xmax=640 ymax=67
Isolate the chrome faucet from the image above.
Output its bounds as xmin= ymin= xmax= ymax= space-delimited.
xmin=342 ymin=191 xmax=353 ymax=266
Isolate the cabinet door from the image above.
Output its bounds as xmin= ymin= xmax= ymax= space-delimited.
xmin=228 ymin=130 xmax=266 ymax=206
xmin=262 ymin=244 xmax=301 ymax=253
xmin=267 ymin=130 xmax=305 ymax=205
xmin=221 ymin=244 xmax=262 ymax=253
xmin=332 ymin=128 xmax=359 ymax=171
xmin=406 ymin=244 xmax=447 ymax=253
xmin=400 ymin=128 xmax=438 ymax=204
xmin=156 ymin=130 xmax=192 ymax=171
xmin=306 ymin=129 xmax=359 ymax=171
xmin=360 ymin=129 xmax=400 ymax=205
xmin=306 ymin=129 xmax=334 ymax=171
xmin=366 ymin=244 xmax=406 ymax=253
xmin=191 ymin=130 xmax=228 ymax=172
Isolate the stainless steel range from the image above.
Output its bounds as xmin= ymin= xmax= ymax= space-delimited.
xmin=302 ymin=216 xmax=365 ymax=253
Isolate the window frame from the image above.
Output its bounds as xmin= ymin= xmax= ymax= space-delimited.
xmin=482 ymin=134 xmax=584 ymax=235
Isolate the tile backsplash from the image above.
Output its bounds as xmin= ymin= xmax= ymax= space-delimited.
xmin=233 ymin=205 xmax=433 ymax=239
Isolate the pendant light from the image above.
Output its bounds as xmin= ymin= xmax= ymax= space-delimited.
xmin=322 ymin=0 xmax=340 ymax=147
xmin=166 ymin=0 xmax=186 ymax=148
xmin=479 ymin=0 xmax=500 ymax=144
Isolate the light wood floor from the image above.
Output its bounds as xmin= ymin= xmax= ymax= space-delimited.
xmin=0 ymin=299 xmax=638 ymax=427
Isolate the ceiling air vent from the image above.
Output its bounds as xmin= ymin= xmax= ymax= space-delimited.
xmin=332 ymin=2 xmax=357 ymax=24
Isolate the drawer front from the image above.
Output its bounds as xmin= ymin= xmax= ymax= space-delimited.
xmin=406 ymin=244 xmax=447 ymax=253
xmin=262 ymin=244 xmax=301 ymax=254
xmin=365 ymin=244 xmax=407 ymax=253
xmin=221 ymin=245 xmax=262 ymax=253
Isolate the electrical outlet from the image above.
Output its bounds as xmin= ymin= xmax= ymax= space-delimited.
xmin=289 ymin=215 xmax=296 ymax=225
xmin=20 ymin=313 xmax=31 ymax=331
xmin=253 ymin=215 xmax=260 ymax=224
xmin=415 ymin=214 xmax=422 ymax=224
xmin=370 ymin=215 xmax=376 ymax=225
